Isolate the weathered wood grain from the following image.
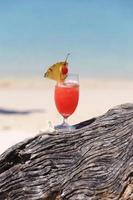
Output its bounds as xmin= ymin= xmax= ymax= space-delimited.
xmin=0 ymin=103 xmax=133 ymax=200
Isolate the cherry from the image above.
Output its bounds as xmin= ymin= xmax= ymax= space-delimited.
xmin=62 ymin=65 xmax=68 ymax=75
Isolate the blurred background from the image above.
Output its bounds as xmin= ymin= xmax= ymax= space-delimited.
xmin=0 ymin=0 xmax=133 ymax=153
xmin=0 ymin=0 xmax=133 ymax=79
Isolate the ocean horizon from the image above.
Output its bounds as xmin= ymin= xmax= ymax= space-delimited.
xmin=0 ymin=65 xmax=133 ymax=80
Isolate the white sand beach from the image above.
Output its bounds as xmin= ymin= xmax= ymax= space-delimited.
xmin=0 ymin=78 xmax=133 ymax=154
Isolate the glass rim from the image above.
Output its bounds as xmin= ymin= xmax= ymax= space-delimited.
xmin=56 ymin=77 xmax=79 ymax=86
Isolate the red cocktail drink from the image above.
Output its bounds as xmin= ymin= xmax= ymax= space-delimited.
xmin=55 ymin=82 xmax=79 ymax=118
xmin=54 ymin=73 xmax=79 ymax=130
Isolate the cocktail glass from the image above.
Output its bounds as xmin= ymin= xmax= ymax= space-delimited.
xmin=54 ymin=74 xmax=79 ymax=130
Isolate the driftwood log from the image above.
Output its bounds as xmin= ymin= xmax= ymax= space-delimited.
xmin=0 ymin=103 xmax=133 ymax=200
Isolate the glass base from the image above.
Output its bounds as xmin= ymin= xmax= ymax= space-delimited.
xmin=54 ymin=121 xmax=75 ymax=131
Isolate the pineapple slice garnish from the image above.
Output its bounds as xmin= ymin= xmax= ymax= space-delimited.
xmin=44 ymin=62 xmax=68 ymax=82
xmin=44 ymin=54 xmax=69 ymax=82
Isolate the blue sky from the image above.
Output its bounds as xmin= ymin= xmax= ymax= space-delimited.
xmin=0 ymin=0 xmax=133 ymax=78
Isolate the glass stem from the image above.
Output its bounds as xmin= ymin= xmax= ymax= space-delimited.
xmin=63 ymin=117 xmax=68 ymax=125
